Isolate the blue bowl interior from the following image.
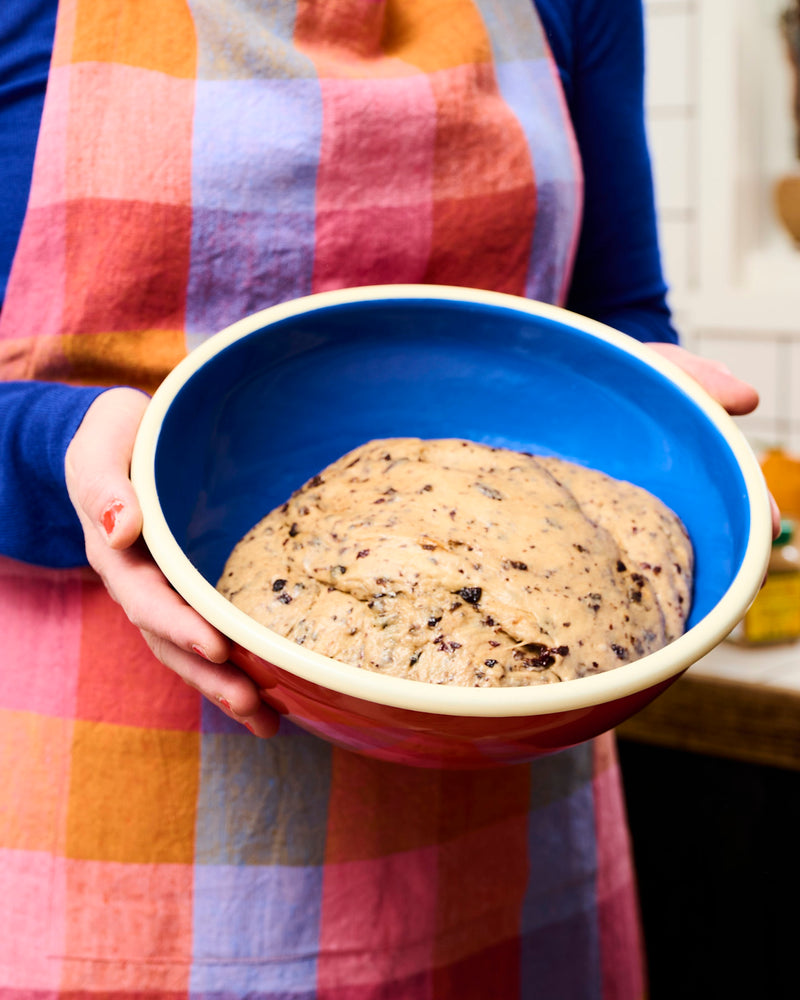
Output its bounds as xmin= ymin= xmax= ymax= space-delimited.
xmin=155 ymin=298 xmax=751 ymax=630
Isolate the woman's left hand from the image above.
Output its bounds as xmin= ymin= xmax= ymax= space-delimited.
xmin=65 ymin=387 xmax=280 ymax=737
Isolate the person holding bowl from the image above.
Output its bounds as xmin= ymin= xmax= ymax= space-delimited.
xmin=0 ymin=1 xmax=766 ymax=997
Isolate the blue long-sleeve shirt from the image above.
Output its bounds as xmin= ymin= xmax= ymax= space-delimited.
xmin=0 ymin=0 xmax=678 ymax=568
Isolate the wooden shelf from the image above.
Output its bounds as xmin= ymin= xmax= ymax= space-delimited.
xmin=617 ymin=668 xmax=800 ymax=771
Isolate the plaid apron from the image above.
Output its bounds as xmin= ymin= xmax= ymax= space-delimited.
xmin=0 ymin=1 xmax=645 ymax=996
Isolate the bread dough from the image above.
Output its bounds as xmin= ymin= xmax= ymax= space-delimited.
xmin=217 ymin=438 xmax=693 ymax=687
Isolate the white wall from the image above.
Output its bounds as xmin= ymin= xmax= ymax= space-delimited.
xmin=644 ymin=0 xmax=800 ymax=454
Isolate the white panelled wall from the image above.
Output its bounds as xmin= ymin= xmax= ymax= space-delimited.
xmin=644 ymin=0 xmax=800 ymax=454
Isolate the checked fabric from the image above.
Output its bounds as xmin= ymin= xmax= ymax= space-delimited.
xmin=0 ymin=1 xmax=644 ymax=997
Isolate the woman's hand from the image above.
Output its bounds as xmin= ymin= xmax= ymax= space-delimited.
xmin=646 ymin=342 xmax=781 ymax=535
xmin=64 ymin=387 xmax=279 ymax=737
xmin=646 ymin=343 xmax=759 ymax=415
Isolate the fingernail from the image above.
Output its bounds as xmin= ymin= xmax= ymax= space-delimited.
xmin=243 ymin=721 xmax=256 ymax=734
xmin=192 ymin=644 xmax=210 ymax=660
xmin=216 ymin=696 xmax=232 ymax=712
xmin=101 ymin=500 xmax=124 ymax=536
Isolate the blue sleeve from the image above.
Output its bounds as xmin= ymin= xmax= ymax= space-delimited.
xmin=0 ymin=382 xmax=106 ymax=567
xmin=536 ymin=0 xmax=679 ymax=344
xmin=0 ymin=0 xmax=58 ymax=305
xmin=0 ymin=2 xmax=94 ymax=569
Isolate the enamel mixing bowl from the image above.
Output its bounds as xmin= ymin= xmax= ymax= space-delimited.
xmin=131 ymin=285 xmax=772 ymax=769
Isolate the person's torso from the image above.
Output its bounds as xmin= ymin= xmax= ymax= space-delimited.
xmin=0 ymin=0 xmax=582 ymax=391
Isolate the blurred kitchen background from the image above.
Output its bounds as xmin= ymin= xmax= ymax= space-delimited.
xmin=618 ymin=2 xmax=800 ymax=996
xmin=644 ymin=0 xmax=800 ymax=453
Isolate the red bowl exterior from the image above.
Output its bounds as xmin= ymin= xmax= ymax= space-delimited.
xmin=232 ymin=646 xmax=682 ymax=769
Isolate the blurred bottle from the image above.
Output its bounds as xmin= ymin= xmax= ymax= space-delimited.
xmin=728 ymin=448 xmax=800 ymax=646
xmin=730 ymin=519 xmax=800 ymax=645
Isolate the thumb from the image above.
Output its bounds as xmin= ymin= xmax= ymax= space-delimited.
xmin=65 ymin=387 xmax=151 ymax=551
xmin=646 ymin=343 xmax=760 ymax=416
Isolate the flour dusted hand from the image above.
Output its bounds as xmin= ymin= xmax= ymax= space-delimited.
xmin=217 ymin=439 xmax=693 ymax=687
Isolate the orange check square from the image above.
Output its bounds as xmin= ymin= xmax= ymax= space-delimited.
xmin=0 ymin=710 xmax=72 ymax=854
xmin=66 ymin=720 xmax=199 ymax=864
xmin=69 ymin=0 xmax=196 ymax=78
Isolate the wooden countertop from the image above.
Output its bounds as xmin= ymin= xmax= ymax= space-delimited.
xmin=617 ymin=640 xmax=800 ymax=771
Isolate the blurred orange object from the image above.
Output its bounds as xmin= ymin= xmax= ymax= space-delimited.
xmin=760 ymin=447 xmax=800 ymax=520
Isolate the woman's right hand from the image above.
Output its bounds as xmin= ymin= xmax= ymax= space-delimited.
xmin=64 ymin=387 xmax=279 ymax=737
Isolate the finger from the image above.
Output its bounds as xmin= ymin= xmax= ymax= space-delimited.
xmin=65 ymin=387 xmax=150 ymax=550
xmin=142 ymin=632 xmax=280 ymax=738
xmin=647 ymin=343 xmax=760 ymax=416
xmin=90 ymin=538 xmax=231 ymax=664
xmin=769 ymin=491 xmax=782 ymax=539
